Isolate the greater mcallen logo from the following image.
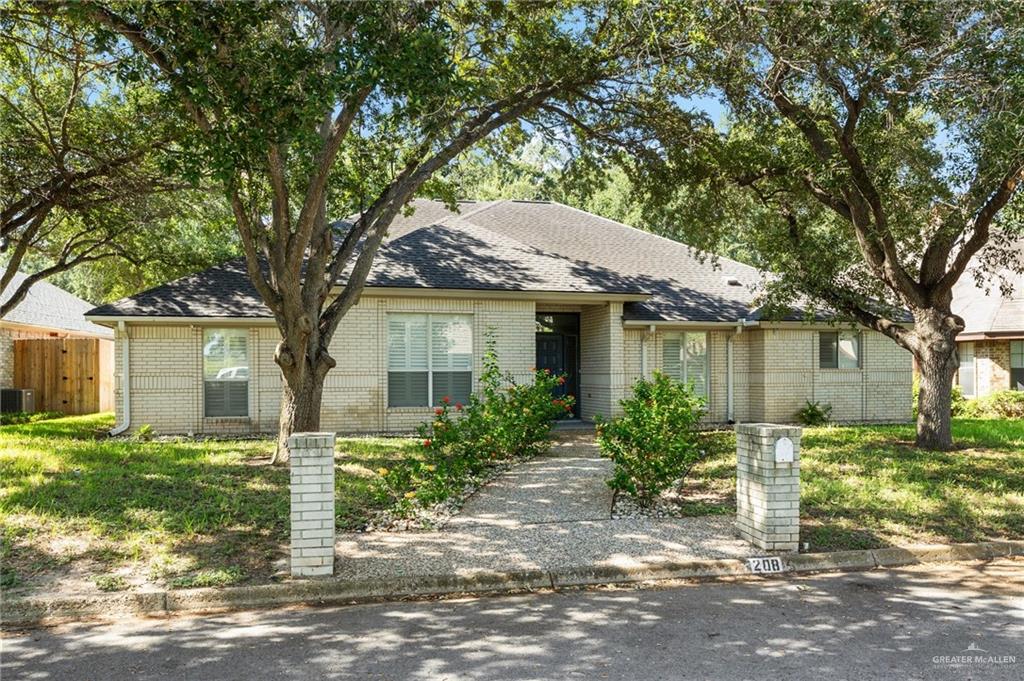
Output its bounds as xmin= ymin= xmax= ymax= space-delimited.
xmin=932 ymin=642 xmax=1017 ymax=667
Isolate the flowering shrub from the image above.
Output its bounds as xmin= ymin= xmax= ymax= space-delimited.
xmin=596 ymin=371 xmax=705 ymax=506
xmin=373 ymin=336 xmax=573 ymax=517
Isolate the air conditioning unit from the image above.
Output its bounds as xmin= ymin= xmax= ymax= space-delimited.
xmin=1 ymin=389 xmax=36 ymax=414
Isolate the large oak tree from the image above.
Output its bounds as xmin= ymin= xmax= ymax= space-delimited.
xmin=635 ymin=1 xmax=1024 ymax=449
xmin=63 ymin=0 xmax=666 ymax=461
xmin=0 ymin=9 xmax=179 ymax=316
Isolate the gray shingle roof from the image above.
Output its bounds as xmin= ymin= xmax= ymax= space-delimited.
xmin=88 ymin=199 xmax=766 ymax=323
xmin=952 ymin=242 xmax=1024 ymax=336
xmin=1 ymin=272 xmax=114 ymax=338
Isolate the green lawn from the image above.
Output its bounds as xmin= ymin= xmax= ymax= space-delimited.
xmin=3 ymin=415 xmax=1022 ymax=595
xmin=0 ymin=414 xmax=418 ymax=593
xmin=688 ymin=419 xmax=1024 ymax=550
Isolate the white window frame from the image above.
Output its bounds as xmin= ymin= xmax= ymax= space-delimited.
xmin=820 ymin=330 xmax=862 ymax=370
xmin=661 ymin=331 xmax=709 ymax=399
xmin=387 ymin=313 xmax=473 ymax=408
xmin=1009 ymin=340 xmax=1023 ymax=391
xmin=958 ymin=341 xmax=977 ymax=397
xmin=202 ymin=328 xmax=250 ymax=418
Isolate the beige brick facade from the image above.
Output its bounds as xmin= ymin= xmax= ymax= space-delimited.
xmin=961 ymin=340 xmax=1013 ymax=397
xmin=112 ymin=297 xmax=913 ymax=435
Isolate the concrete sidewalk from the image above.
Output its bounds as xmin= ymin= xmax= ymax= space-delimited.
xmin=337 ymin=434 xmax=758 ymax=581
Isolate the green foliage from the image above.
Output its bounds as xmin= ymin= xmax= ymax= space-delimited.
xmin=170 ymin=567 xmax=245 ymax=590
xmin=959 ymin=391 xmax=1024 ymax=420
xmin=1 ymin=413 xmax=420 ymax=593
xmin=797 ymin=400 xmax=833 ymax=427
xmin=658 ymin=419 xmax=1024 ymax=550
xmin=136 ymin=424 xmax=155 ymax=442
xmin=93 ymin=574 xmax=129 ymax=592
xmin=596 ymin=372 xmax=705 ymax=506
xmin=374 ymin=337 xmax=572 ymax=517
xmin=0 ymin=411 xmax=62 ymax=426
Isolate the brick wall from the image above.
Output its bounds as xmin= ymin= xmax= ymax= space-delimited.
xmin=579 ymin=302 xmax=624 ymax=421
xmin=115 ymin=294 xmax=536 ymax=436
xmin=971 ymin=340 xmax=1011 ymax=397
xmin=0 ymin=328 xmax=12 ymax=387
xmin=113 ymin=300 xmax=913 ymax=435
xmin=745 ymin=327 xmax=912 ymax=423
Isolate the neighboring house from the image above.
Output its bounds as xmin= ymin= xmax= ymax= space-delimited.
xmin=85 ymin=199 xmax=912 ymax=435
xmin=1 ymin=272 xmax=115 ymax=413
xmin=951 ymin=244 xmax=1024 ymax=398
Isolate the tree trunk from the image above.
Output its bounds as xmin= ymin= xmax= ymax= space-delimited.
xmin=272 ymin=349 xmax=331 ymax=464
xmin=911 ymin=310 xmax=961 ymax=451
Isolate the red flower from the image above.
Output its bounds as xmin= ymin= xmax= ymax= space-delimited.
xmin=557 ymin=376 xmax=566 ymax=385
xmin=455 ymin=402 xmax=463 ymax=411
xmin=441 ymin=396 xmax=451 ymax=404
xmin=434 ymin=407 xmax=443 ymax=416
xmin=423 ymin=439 xmax=432 ymax=447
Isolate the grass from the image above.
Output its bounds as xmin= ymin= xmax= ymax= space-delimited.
xmin=686 ymin=419 xmax=1024 ymax=551
xmin=0 ymin=413 xmax=419 ymax=594
xmin=4 ymin=414 xmax=1022 ymax=593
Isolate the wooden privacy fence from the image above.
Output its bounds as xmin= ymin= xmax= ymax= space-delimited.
xmin=13 ymin=338 xmax=114 ymax=414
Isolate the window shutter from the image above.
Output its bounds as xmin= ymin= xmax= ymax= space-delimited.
xmin=432 ymin=371 xmax=472 ymax=406
xmin=226 ymin=382 xmax=248 ymax=417
xmin=388 ymin=315 xmax=428 ymax=371
xmin=431 ymin=316 xmax=472 ymax=371
xmin=662 ymin=335 xmax=682 ymax=379
xmin=819 ymin=333 xmax=838 ymax=369
xmin=388 ymin=371 xmax=429 ymax=407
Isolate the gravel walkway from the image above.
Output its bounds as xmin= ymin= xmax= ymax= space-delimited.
xmin=336 ymin=430 xmax=756 ymax=580
xmin=448 ymin=456 xmax=613 ymax=527
xmin=336 ymin=516 xmax=755 ymax=580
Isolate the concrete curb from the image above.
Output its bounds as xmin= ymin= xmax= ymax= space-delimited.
xmin=4 ymin=540 xmax=1022 ymax=628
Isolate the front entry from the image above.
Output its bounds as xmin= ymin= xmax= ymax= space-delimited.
xmin=536 ymin=312 xmax=580 ymax=418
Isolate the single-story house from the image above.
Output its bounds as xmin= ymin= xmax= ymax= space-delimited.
xmin=951 ymin=241 xmax=1024 ymax=397
xmin=1 ymin=272 xmax=115 ymax=413
xmin=85 ymin=199 xmax=912 ymax=435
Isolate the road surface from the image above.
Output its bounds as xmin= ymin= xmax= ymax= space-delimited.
xmin=3 ymin=558 xmax=1022 ymax=680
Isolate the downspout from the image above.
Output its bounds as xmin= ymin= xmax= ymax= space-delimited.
xmin=109 ymin=321 xmax=131 ymax=436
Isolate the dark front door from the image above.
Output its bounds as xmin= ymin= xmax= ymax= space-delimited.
xmin=536 ymin=312 xmax=580 ymax=418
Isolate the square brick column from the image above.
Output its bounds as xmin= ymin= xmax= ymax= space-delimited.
xmin=288 ymin=432 xmax=336 ymax=577
xmin=735 ymin=423 xmax=801 ymax=552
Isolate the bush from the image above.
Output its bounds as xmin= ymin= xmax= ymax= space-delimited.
xmin=797 ymin=400 xmax=832 ymax=426
xmin=0 ymin=411 xmax=62 ymax=426
xmin=595 ymin=371 xmax=704 ymax=506
xmin=960 ymin=390 xmax=1024 ymax=419
xmin=374 ymin=336 xmax=573 ymax=516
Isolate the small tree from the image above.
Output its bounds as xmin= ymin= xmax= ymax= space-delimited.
xmin=64 ymin=0 xmax=665 ymax=461
xmin=634 ymin=1 xmax=1024 ymax=449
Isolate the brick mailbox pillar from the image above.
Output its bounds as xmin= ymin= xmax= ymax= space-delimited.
xmin=288 ymin=432 xmax=336 ymax=577
xmin=735 ymin=423 xmax=801 ymax=552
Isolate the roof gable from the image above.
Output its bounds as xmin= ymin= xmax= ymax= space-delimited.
xmin=1 ymin=272 xmax=113 ymax=338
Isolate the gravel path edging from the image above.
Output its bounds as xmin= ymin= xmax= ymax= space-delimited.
xmin=4 ymin=540 xmax=1022 ymax=628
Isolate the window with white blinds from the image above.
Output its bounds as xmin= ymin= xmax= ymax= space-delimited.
xmin=203 ymin=328 xmax=249 ymax=417
xmin=388 ymin=313 xmax=472 ymax=407
xmin=819 ymin=331 xmax=861 ymax=369
xmin=661 ymin=331 xmax=708 ymax=398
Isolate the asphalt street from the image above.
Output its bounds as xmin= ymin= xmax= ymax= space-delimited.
xmin=3 ymin=558 xmax=1022 ymax=681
